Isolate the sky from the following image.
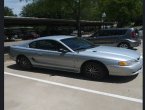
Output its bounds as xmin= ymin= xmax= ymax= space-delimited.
xmin=4 ymin=0 xmax=31 ymax=16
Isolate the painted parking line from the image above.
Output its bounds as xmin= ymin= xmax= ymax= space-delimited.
xmin=5 ymin=72 xmax=142 ymax=103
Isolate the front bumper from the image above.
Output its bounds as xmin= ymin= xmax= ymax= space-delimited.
xmin=107 ymin=57 xmax=143 ymax=76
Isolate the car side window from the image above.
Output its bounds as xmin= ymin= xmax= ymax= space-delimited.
xmin=29 ymin=41 xmax=37 ymax=48
xmin=29 ymin=40 xmax=69 ymax=51
xmin=46 ymin=40 xmax=69 ymax=51
xmin=92 ymin=32 xmax=98 ymax=37
xmin=98 ymin=30 xmax=105 ymax=36
xmin=106 ymin=30 xmax=111 ymax=36
xmin=98 ymin=30 xmax=127 ymax=36
xmin=113 ymin=30 xmax=127 ymax=36
xmin=98 ymin=30 xmax=110 ymax=36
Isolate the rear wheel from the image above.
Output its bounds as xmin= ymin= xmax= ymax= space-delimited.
xmin=118 ymin=42 xmax=130 ymax=49
xmin=82 ymin=62 xmax=108 ymax=80
xmin=16 ymin=56 xmax=32 ymax=69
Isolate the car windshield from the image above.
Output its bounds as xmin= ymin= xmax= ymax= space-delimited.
xmin=61 ymin=37 xmax=96 ymax=51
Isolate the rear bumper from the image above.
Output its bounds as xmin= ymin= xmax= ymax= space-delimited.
xmin=129 ymin=39 xmax=141 ymax=47
xmin=107 ymin=57 xmax=143 ymax=76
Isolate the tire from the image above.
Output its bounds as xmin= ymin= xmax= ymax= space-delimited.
xmin=117 ymin=42 xmax=130 ymax=49
xmin=82 ymin=62 xmax=108 ymax=80
xmin=16 ymin=56 xmax=32 ymax=69
xmin=8 ymin=36 xmax=12 ymax=41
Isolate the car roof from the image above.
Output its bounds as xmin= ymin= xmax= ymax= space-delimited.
xmin=36 ymin=35 xmax=76 ymax=41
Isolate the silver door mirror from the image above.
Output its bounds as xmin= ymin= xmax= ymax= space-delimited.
xmin=58 ymin=48 xmax=68 ymax=53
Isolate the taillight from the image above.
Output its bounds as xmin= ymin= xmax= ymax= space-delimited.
xmin=131 ymin=31 xmax=136 ymax=38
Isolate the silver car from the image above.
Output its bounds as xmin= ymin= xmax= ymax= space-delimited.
xmin=85 ymin=28 xmax=141 ymax=49
xmin=10 ymin=35 xmax=143 ymax=80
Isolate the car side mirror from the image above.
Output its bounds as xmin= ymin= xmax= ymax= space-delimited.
xmin=59 ymin=48 xmax=68 ymax=53
xmin=90 ymin=35 xmax=97 ymax=38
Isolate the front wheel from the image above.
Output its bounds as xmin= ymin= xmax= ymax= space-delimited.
xmin=82 ymin=62 xmax=108 ymax=80
xmin=117 ymin=42 xmax=130 ymax=49
xmin=16 ymin=56 xmax=32 ymax=69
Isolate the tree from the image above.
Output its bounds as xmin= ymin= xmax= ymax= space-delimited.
xmin=20 ymin=0 xmax=100 ymax=20
xmin=20 ymin=0 xmax=143 ymax=27
xmin=4 ymin=7 xmax=16 ymax=16
xmin=97 ymin=0 xmax=143 ymax=27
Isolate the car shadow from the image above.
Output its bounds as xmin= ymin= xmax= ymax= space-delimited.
xmin=4 ymin=39 xmax=15 ymax=42
xmin=130 ymin=47 xmax=137 ymax=50
xmin=7 ymin=64 xmax=138 ymax=84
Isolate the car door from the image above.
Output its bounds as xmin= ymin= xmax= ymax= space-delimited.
xmin=28 ymin=40 xmax=75 ymax=71
xmin=105 ymin=30 xmax=127 ymax=46
xmin=93 ymin=30 xmax=121 ymax=45
xmin=92 ymin=30 xmax=109 ymax=44
xmin=100 ymin=30 xmax=117 ymax=45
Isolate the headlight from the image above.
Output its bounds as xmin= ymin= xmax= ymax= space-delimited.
xmin=118 ymin=60 xmax=137 ymax=66
xmin=140 ymin=55 xmax=143 ymax=59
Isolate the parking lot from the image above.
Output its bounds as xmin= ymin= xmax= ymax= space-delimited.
xmin=4 ymin=41 xmax=143 ymax=110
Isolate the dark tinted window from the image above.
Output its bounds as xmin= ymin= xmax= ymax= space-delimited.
xmin=29 ymin=40 xmax=68 ymax=51
xmin=29 ymin=41 xmax=37 ymax=48
xmin=98 ymin=29 xmax=127 ymax=36
xmin=98 ymin=30 xmax=111 ymax=36
xmin=98 ymin=30 xmax=105 ymax=36
xmin=114 ymin=30 xmax=127 ymax=35
xmin=61 ymin=37 xmax=96 ymax=51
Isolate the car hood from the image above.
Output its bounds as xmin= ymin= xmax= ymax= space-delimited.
xmin=78 ymin=46 xmax=141 ymax=61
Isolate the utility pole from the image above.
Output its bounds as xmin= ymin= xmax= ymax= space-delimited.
xmin=76 ymin=0 xmax=81 ymax=37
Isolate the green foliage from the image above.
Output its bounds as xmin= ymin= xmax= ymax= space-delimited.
xmin=97 ymin=0 xmax=143 ymax=27
xmin=20 ymin=0 xmax=143 ymax=27
xmin=20 ymin=0 xmax=100 ymax=20
xmin=4 ymin=7 xmax=16 ymax=16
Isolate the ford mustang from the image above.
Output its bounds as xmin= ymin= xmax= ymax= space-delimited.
xmin=10 ymin=35 xmax=142 ymax=80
